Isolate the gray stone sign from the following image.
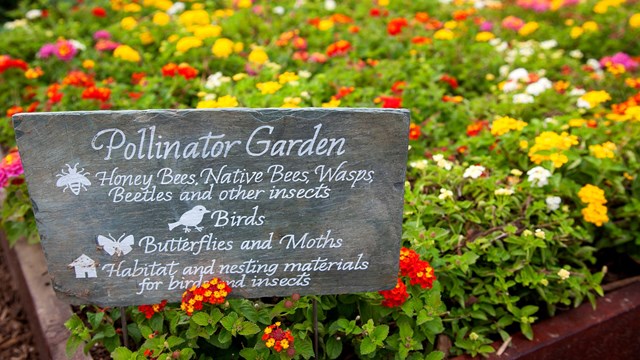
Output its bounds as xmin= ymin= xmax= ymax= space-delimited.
xmin=13 ymin=108 xmax=409 ymax=306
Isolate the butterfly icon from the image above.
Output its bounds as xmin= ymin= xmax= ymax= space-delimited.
xmin=97 ymin=233 xmax=134 ymax=256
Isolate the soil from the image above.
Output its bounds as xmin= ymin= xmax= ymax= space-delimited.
xmin=0 ymin=242 xmax=38 ymax=360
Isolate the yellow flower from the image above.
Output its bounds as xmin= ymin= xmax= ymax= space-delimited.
xmin=444 ymin=21 xmax=457 ymax=29
xmin=282 ymin=97 xmax=302 ymax=108
xmin=256 ymin=81 xmax=282 ymax=95
xmin=167 ymin=34 xmax=180 ymax=43
xmin=192 ymin=3 xmax=205 ymax=10
xmin=475 ymin=32 xmax=495 ymax=42
xmin=212 ymin=38 xmax=235 ymax=58
xmin=124 ymin=3 xmax=141 ymax=12
xmin=490 ymin=116 xmax=527 ymax=136
xmin=318 ymin=19 xmax=334 ymax=31
xmin=322 ymin=97 xmax=341 ymax=108
xmin=280 ymin=339 xmax=290 ymax=349
xmin=568 ymin=118 xmax=586 ymax=127
xmin=278 ymin=72 xmax=299 ymax=84
xmin=519 ymin=140 xmax=529 ymax=150
xmin=265 ymin=338 xmax=275 ymax=348
xmin=140 ymin=32 xmax=154 ymax=45
xmin=579 ymin=90 xmax=611 ymax=108
xmin=630 ymin=13 xmax=640 ymax=28
xmin=237 ymin=0 xmax=252 ymax=8
xmin=178 ymin=10 xmax=210 ymax=27
xmin=570 ymin=26 xmax=583 ymax=39
xmin=148 ymin=0 xmax=173 ymax=11
xmin=193 ymin=25 xmax=222 ymax=39
xmin=248 ymin=47 xmax=269 ymax=65
xmin=578 ymin=184 xmax=607 ymax=205
xmin=581 ymin=203 xmax=609 ymax=226
xmin=582 ymin=21 xmax=599 ymax=32
xmin=528 ymin=131 xmax=578 ymax=168
xmin=82 ymin=60 xmax=95 ymax=69
xmin=234 ymin=42 xmax=244 ymax=53
xmin=233 ymin=73 xmax=247 ymax=81
xmin=518 ymin=22 xmax=539 ymax=36
xmin=434 ymin=29 xmax=454 ymax=40
xmin=120 ymin=16 xmax=138 ymax=30
xmin=589 ymin=142 xmax=616 ymax=159
xmin=24 ymin=67 xmax=43 ymax=79
xmin=153 ymin=12 xmax=171 ymax=26
xmin=197 ymin=95 xmax=239 ymax=108
xmin=113 ymin=45 xmax=141 ymax=62
xmin=378 ymin=0 xmax=390 ymax=6
xmin=176 ymin=36 xmax=203 ymax=53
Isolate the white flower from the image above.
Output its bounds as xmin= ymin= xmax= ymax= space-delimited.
xmin=273 ymin=6 xmax=285 ymax=15
xmin=300 ymin=91 xmax=311 ymax=99
xmin=409 ymin=159 xmax=428 ymax=170
xmin=534 ymin=229 xmax=546 ymax=239
xmin=577 ymin=97 xmax=591 ymax=109
xmin=513 ymin=93 xmax=534 ymax=104
xmin=569 ymin=88 xmax=586 ymax=97
xmin=25 ymin=9 xmax=42 ymax=20
xmin=569 ymin=50 xmax=583 ymax=59
xmin=507 ymin=68 xmax=529 ymax=82
xmin=4 ymin=19 xmax=27 ymax=29
xmin=495 ymin=188 xmax=514 ymax=196
xmin=432 ymin=154 xmax=452 ymax=170
xmin=298 ymin=70 xmax=312 ymax=78
xmin=546 ymin=196 xmax=562 ymax=211
xmin=167 ymin=2 xmax=185 ymax=15
xmin=525 ymin=77 xmax=552 ymax=96
xmin=203 ymin=93 xmax=216 ymax=101
xmin=463 ymin=165 xmax=485 ymax=179
xmin=324 ymin=0 xmax=336 ymax=10
xmin=205 ymin=72 xmax=230 ymax=89
xmin=557 ymin=268 xmax=570 ymax=280
xmin=502 ymin=81 xmax=520 ymax=93
xmin=539 ymin=39 xmax=558 ymax=49
xmin=586 ymin=58 xmax=602 ymax=71
xmin=68 ymin=39 xmax=86 ymax=51
xmin=527 ymin=166 xmax=552 ymax=187
xmin=438 ymin=188 xmax=454 ymax=200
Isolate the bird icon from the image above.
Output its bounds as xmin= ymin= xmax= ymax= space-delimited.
xmin=168 ymin=205 xmax=210 ymax=232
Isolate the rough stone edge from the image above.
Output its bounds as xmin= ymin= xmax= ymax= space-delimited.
xmin=452 ymin=280 xmax=640 ymax=359
xmin=0 ymin=233 xmax=91 ymax=360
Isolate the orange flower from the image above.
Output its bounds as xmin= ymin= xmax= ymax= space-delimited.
xmin=326 ymin=40 xmax=351 ymax=57
xmin=180 ymin=277 xmax=231 ymax=316
xmin=408 ymin=123 xmax=421 ymax=140
xmin=379 ymin=278 xmax=408 ymax=308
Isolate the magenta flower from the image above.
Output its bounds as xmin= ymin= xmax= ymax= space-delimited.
xmin=1 ymin=151 xmax=24 ymax=178
xmin=37 ymin=43 xmax=56 ymax=58
xmin=53 ymin=40 xmax=77 ymax=61
xmin=0 ymin=168 xmax=8 ymax=188
xmin=600 ymin=52 xmax=638 ymax=71
xmin=479 ymin=21 xmax=494 ymax=32
xmin=93 ymin=30 xmax=111 ymax=40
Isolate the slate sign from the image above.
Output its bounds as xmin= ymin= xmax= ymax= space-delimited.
xmin=13 ymin=108 xmax=409 ymax=306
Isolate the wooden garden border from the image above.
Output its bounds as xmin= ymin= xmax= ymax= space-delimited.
xmin=0 ymin=233 xmax=90 ymax=360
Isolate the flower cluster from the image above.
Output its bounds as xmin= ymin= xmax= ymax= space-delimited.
xmin=138 ymin=300 xmax=168 ymax=319
xmin=161 ymin=63 xmax=198 ymax=80
xmin=379 ymin=248 xmax=436 ymax=308
xmin=578 ymin=184 xmax=609 ymax=227
xmin=379 ymin=278 xmax=409 ymax=308
xmin=180 ymin=277 xmax=231 ymax=316
xmin=0 ymin=150 xmax=24 ymax=188
xmin=262 ymin=322 xmax=295 ymax=355
xmin=491 ymin=116 xmax=528 ymax=136
xmin=528 ymin=131 xmax=579 ymax=168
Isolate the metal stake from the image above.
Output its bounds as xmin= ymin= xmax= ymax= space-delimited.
xmin=120 ymin=307 xmax=129 ymax=348
xmin=313 ymin=298 xmax=318 ymax=359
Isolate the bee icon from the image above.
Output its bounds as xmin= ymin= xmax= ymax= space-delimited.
xmin=56 ymin=163 xmax=91 ymax=195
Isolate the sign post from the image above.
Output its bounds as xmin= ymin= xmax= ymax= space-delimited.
xmin=14 ymin=108 xmax=409 ymax=306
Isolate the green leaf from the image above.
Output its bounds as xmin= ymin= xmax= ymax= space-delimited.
xmin=179 ymin=348 xmax=195 ymax=360
xmin=191 ymin=312 xmax=210 ymax=326
xmin=325 ymin=337 xmax=343 ymax=359
xmin=65 ymin=335 xmax=84 ymax=357
xmin=220 ymin=313 xmax=239 ymax=332
xmin=239 ymin=347 xmax=258 ymax=360
xmin=425 ymin=351 xmax=445 ymax=360
xmin=296 ymin=337 xmax=315 ymax=359
xmin=520 ymin=323 xmax=534 ymax=340
xmin=87 ymin=311 xmax=104 ymax=329
xmin=218 ymin=329 xmax=232 ymax=345
xmin=360 ymin=337 xmax=377 ymax=355
xmin=167 ymin=335 xmax=185 ymax=348
xmin=238 ymin=321 xmax=261 ymax=336
xmin=371 ymin=324 xmax=389 ymax=343
xmin=210 ymin=308 xmax=225 ymax=325
xmin=111 ymin=347 xmax=134 ymax=360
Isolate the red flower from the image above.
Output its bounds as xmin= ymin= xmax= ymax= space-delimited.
xmin=391 ymin=81 xmax=406 ymax=94
xmin=439 ymin=74 xmax=458 ymax=90
xmin=131 ymin=72 xmax=146 ymax=85
xmin=411 ymin=36 xmax=432 ymax=45
xmin=0 ymin=55 xmax=28 ymax=74
xmin=82 ymin=86 xmax=111 ymax=102
xmin=161 ymin=63 xmax=178 ymax=77
xmin=92 ymin=7 xmax=107 ymax=17
xmin=466 ymin=120 xmax=487 ymax=136
xmin=6 ymin=106 xmax=23 ymax=118
xmin=262 ymin=322 xmax=295 ymax=353
xmin=335 ymin=86 xmax=354 ymax=100
xmin=326 ymin=40 xmax=351 ymax=57
xmin=375 ymin=96 xmax=402 ymax=108
xmin=177 ymin=63 xmax=198 ymax=80
xmin=398 ymin=247 xmax=437 ymax=289
xmin=138 ymin=300 xmax=168 ymax=319
xmin=379 ymin=278 xmax=408 ymax=308
xmin=408 ymin=123 xmax=421 ymax=140
xmin=387 ymin=17 xmax=408 ymax=36
xmin=62 ymin=70 xmax=95 ymax=87
xmin=181 ymin=278 xmax=231 ymax=316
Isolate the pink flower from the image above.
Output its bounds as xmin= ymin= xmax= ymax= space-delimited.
xmin=1 ymin=151 xmax=24 ymax=178
xmin=600 ymin=52 xmax=638 ymax=71
xmin=37 ymin=43 xmax=56 ymax=58
xmin=93 ymin=30 xmax=111 ymax=40
xmin=54 ymin=40 xmax=77 ymax=61
xmin=479 ymin=21 xmax=494 ymax=32
xmin=502 ymin=16 xmax=525 ymax=31
xmin=0 ymin=168 xmax=8 ymax=188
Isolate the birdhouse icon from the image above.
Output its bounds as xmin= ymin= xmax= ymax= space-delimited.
xmin=68 ymin=254 xmax=97 ymax=278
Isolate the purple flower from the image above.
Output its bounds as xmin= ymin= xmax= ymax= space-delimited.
xmin=600 ymin=52 xmax=638 ymax=71
xmin=37 ymin=43 xmax=56 ymax=58
xmin=93 ymin=30 xmax=111 ymax=40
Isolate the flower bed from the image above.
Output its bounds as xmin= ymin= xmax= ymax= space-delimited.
xmin=1 ymin=0 xmax=639 ymax=359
